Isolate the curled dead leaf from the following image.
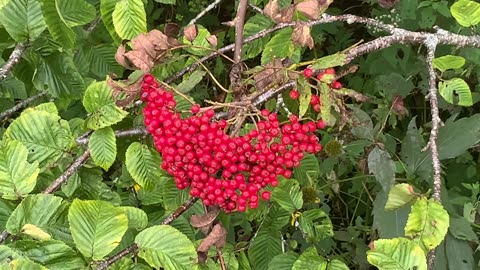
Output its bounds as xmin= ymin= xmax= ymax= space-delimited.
xmin=292 ymin=24 xmax=314 ymax=49
xmin=164 ymin=23 xmax=180 ymax=37
xmin=125 ymin=50 xmax=154 ymax=73
xmin=107 ymin=75 xmax=144 ymax=107
xmin=378 ymin=0 xmax=399 ymax=8
xmin=295 ymin=0 xmax=321 ymax=19
xmin=206 ymin=35 xmax=218 ymax=47
xmin=190 ymin=207 xmax=220 ymax=229
xmin=132 ymin=34 xmax=156 ymax=59
xmin=392 ymin=95 xmax=408 ymax=119
xmin=183 ymin=24 xmax=198 ymax=42
xmin=264 ymin=0 xmax=295 ymax=23
xmin=115 ymin=43 xmax=135 ymax=70
xmin=197 ymin=223 xmax=227 ymax=263
xmin=254 ymin=59 xmax=285 ymax=91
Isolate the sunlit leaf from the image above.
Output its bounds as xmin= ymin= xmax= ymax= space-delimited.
xmin=367 ymin=238 xmax=426 ymax=270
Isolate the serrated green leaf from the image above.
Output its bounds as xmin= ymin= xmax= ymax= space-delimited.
xmin=182 ymin=26 xmax=214 ymax=56
xmin=385 ymin=183 xmax=417 ymax=210
xmin=311 ymin=53 xmax=347 ymax=70
xmin=293 ymin=153 xmax=319 ymax=186
xmin=100 ymin=0 xmax=121 ymax=43
xmin=155 ymin=0 xmax=175 ymax=4
xmin=271 ymin=178 xmax=303 ymax=212
xmin=79 ymin=45 xmax=124 ymax=78
xmin=367 ymin=238 xmax=427 ymax=270
xmin=39 ymin=0 xmax=76 ymax=48
xmin=135 ymin=225 xmax=197 ymax=270
xmin=162 ymin=178 xmax=190 ymax=210
xmin=438 ymin=78 xmax=472 ymax=106
xmin=176 ymin=70 xmax=206 ymax=93
xmin=83 ymin=81 xmax=128 ymax=130
xmin=8 ymin=240 xmax=85 ymax=270
xmin=292 ymin=247 xmax=327 ymax=270
xmin=268 ymin=252 xmax=299 ymax=270
xmin=243 ymin=14 xmax=274 ymax=60
xmin=405 ymin=198 xmax=449 ymax=251
xmin=298 ymin=209 xmax=333 ymax=243
xmin=326 ymin=259 xmax=349 ymax=270
xmin=6 ymin=194 xmax=71 ymax=243
xmin=319 ymin=82 xmax=335 ymax=126
xmin=112 ymin=0 xmax=147 ymax=40
xmin=248 ymin=230 xmax=282 ymax=270
xmin=0 ymin=245 xmax=22 ymax=264
xmin=261 ymin=28 xmax=294 ymax=65
xmin=125 ymin=142 xmax=164 ymax=189
xmin=297 ymin=76 xmax=311 ymax=118
xmin=368 ymin=146 xmax=396 ymax=193
xmin=0 ymin=0 xmax=45 ymax=42
xmin=58 ymin=0 xmax=96 ymax=27
xmin=89 ymin=127 xmax=116 ymax=170
xmin=433 ymin=55 xmax=465 ymax=72
xmin=121 ymin=206 xmax=148 ymax=230
xmin=0 ymin=258 xmax=47 ymax=270
xmin=68 ymin=199 xmax=128 ymax=260
xmin=451 ymin=0 xmax=480 ymax=27
xmin=0 ymin=140 xmax=39 ymax=200
xmin=3 ymin=107 xmax=73 ymax=168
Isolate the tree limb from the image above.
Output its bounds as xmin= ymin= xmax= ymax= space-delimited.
xmin=0 ymin=42 xmax=29 ymax=82
xmin=0 ymin=91 xmax=48 ymax=122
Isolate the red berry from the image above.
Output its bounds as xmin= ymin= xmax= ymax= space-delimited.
xmin=331 ymin=80 xmax=342 ymax=89
xmin=324 ymin=68 xmax=335 ymax=74
xmin=303 ymin=67 xmax=314 ymax=78
xmin=313 ymin=104 xmax=321 ymax=113
xmin=144 ymin=74 xmax=155 ymax=84
xmin=317 ymin=119 xmax=326 ymax=129
xmin=261 ymin=191 xmax=271 ymax=200
xmin=316 ymin=72 xmax=325 ymax=81
xmin=310 ymin=95 xmax=320 ymax=105
xmin=289 ymin=90 xmax=299 ymax=100
xmin=191 ymin=104 xmax=200 ymax=114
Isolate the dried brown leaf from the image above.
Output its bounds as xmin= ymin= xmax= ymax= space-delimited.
xmin=295 ymin=0 xmax=321 ymax=19
xmin=206 ymin=35 xmax=218 ymax=47
xmin=254 ymin=59 xmax=285 ymax=91
xmin=378 ymin=0 xmax=399 ymax=8
xmin=132 ymin=34 xmax=156 ymax=59
xmin=115 ymin=43 xmax=135 ymax=70
xmin=197 ymin=223 xmax=227 ymax=262
xmin=292 ymin=24 xmax=314 ymax=49
xmin=190 ymin=207 xmax=220 ymax=229
xmin=392 ymin=95 xmax=408 ymax=119
xmin=264 ymin=0 xmax=294 ymax=23
xmin=146 ymin=29 xmax=172 ymax=52
xmin=183 ymin=24 xmax=198 ymax=42
xmin=164 ymin=23 xmax=180 ymax=37
xmin=125 ymin=50 xmax=154 ymax=73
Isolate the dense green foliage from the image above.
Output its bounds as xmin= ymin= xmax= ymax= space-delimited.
xmin=0 ymin=0 xmax=479 ymax=269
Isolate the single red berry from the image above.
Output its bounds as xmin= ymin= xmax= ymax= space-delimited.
xmin=316 ymin=72 xmax=325 ymax=81
xmin=303 ymin=67 xmax=314 ymax=78
xmin=317 ymin=119 xmax=326 ymax=129
xmin=310 ymin=95 xmax=320 ymax=105
xmin=289 ymin=90 xmax=299 ymax=100
xmin=144 ymin=74 xmax=155 ymax=84
xmin=191 ymin=104 xmax=200 ymax=114
xmin=331 ymin=80 xmax=342 ymax=89
xmin=261 ymin=191 xmax=271 ymax=200
xmin=324 ymin=68 xmax=335 ymax=74
xmin=313 ymin=104 xmax=321 ymax=113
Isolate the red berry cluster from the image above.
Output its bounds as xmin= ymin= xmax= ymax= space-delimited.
xmin=304 ymin=67 xmax=343 ymax=90
xmin=288 ymin=89 xmax=322 ymax=113
xmin=141 ymin=74 xmax=323 ymax=213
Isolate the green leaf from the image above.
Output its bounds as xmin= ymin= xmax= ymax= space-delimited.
xmin=271 ymin=178 xmax=303 ymax=212
xmin=432 ymin=55 xmax=465 ymax=72
xmin=176 ymin=70 xmax=206 ymax=93
xmin=293 ymin=153 xmax=319 ymax=186
xmin=0 ymin=258 xmax=47 ymax=270
xmin=450 ymin=0 xmax=480 ymax=27
xmin=268 ymin=252 xmax=299 ymax=270
xmin=0 ymin=0 xmax=45 ymax=42
xmin=39 ymin=0 xmax=76 ymax=48
xmin=0 ymin=0 xmax=9 ymax=10
xmin=83 ymin=81 xmax=128 ymax=130
xmin=326 ymin=259 xmax=349 ymax=270
xmin=112 ymin=0 xmax=147 ymax=40
xmin=400 ymin=117 xmax=432 ymax=180
xmin=368 ymin=146 xmax=396 ymax=193
xmin=372 ymin=190 xmax=409 ymax=239
xmin=367 ymin=238 xmax=427 ymax=270
xmin=0 ymin=199 xmax=15 ymax=230
xmin=349 ymin=106 xmax=374 ymax=141
xmin=120 ymin=206 xmax=148 ymax=230
xmin=292 ymin=247 xmax=327 ymax=270
xmin=404 ymin=198 xmax=449 ymax=251
xmin=100 ymin=0 xmax=121 ymax=43
xmin=437 ymin=114 xmax=480 ymax=160
xmin=385 ymin=183 xmax=417 ymax=210
xmin=89 ymin=127 xmax=117 ymax=171
xmin=243 ymin=15 xmax=274 ymax=60
xmin=68 ymin=199 xmax=128 ymax=260
xmin=58 ymin=0 xmax=96 ymax=27
xmin=8 ymin=240 xmax=85 ymax=270
xmin=80 ymin=45 xmax=124 ymax=79
xmin=6 ymin=194 xmax=71 ymax=243
xmin=155 ymin=0 xmax=176 ymax=4
xmin=311 ymin=52 xmax=347 ymax=70
xmin=298 ymin=209 xmax=334 ymax=243
xmin=3 ymin=107 xmax=73 ymax=168
xmin=438 ymin=78 xmax=472 ymax=106
xmin=0 ymin=245 xmax=22 ymax=264
xmin=125 ymin=142 xmax=164 ymax=189
xmin=444 ymin=233 xmax=474 ymax=269
xmin=0 ymin=140 xmax=39 ymax=200
xmin=135 ymin=225 xmax=197 ymax=270
xmin=248 ymin=230 xmax=282 ymax=270
xmin=261 ymin=28 xmax=294 ymax=65
xmin=182 ymin=26 xmax=214 ymax=56
xmin=297 ymin=76 xmax=311 ymax=119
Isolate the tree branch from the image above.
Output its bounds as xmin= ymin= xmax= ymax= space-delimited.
xmin=0 ymin=91 xmax=48 ymax=122
xmin=0 ymin=42 xmax=29 ymax=82
xmin=188 ymin=0 xmax=223 ymax=25
xmin=76 ymin=127 xmax=148 ymax=145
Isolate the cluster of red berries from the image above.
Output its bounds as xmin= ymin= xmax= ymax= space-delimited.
xmin=303 ymin=67 xmax=342 ymax=90
xmin=141 ymin=74 xmax=324 ymax=213
xmin=289 ymin=89 xmax=322 ymax=113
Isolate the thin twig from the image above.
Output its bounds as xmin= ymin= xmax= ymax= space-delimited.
xmin=233 ymin=0 xmax=248 ymax=64
xmin=76 ymin=127 xmax=148 ymax=145
xmin=188 ymin=0 xmax=223 ymax=25
xmin=0 ymin=91 xmax=48 ymax=122
xmin=87 ymin=16 xmax=102 ymax=33
xmin=0 ymin=231 xmax=10 ymax=244
xmin=0 ymin=42 xmax=29 ymax=81
xmin=248 ymin=2 xmax=263 ymax=14
xmin=96 ymin=197 xmax=199 ymax=270
xmin=217 ymin=249 xmax=227 ymax=270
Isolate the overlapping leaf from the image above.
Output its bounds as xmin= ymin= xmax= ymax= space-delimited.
xmin=112 ymin=0 xmax=147 ymax=40
xmin=367 ymin=238 xmax=427 ymax=270
xmin=89 ymin=127 xmax=116 ymax=171
xmin=125 ymin=142 xmax=164 ymax=189
xmin=0 ymin=0 xmax=45 ymax=42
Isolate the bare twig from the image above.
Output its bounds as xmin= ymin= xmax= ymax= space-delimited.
xmin=0 ymin=42 xmax=29 ymax=82
xmin=218 ymin=249 xmax=227 ymax=270
xmin=0 ymin=91 xmax=48 ymax=122
xmin=248 ymin=2 xmax=263 ymax=14
xmin=76 ymin=127 xmax=148 ymax=145
xmin=0 ymin=231 xmax=10 ymax=244
xmin=233 ymin=0 xmax=249 ymax=64
xmin=87 ymin=16 xmax=102 ymax=33
xmin=188 ymin=0 xmax=223 ymax=25
xmin=42 ymin=150 xmax=91 ymax=194
xmin=96 ymin=197 xmax=199 ymax=270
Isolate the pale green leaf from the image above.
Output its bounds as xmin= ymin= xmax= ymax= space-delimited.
xmin=39 ymin=0 xmax=76 ymax=48
xmin=89 ymin=127 xmax=116 ymax=171
xmin=3 ymin=107 xmax=73 ymax=168
xmin=297 ymin=76 xmax=311 ymax=119
xmin=298 ymin=209 xmax=333 ymax=243
xmin=135 ymin=225 xmax=197 ymax=270
xmin=100 ymin=0 xmax=121 ymax=43
xmin=405 ymin=198 xmax=449 ymax=251
xmin=271 ymin=178 xmax=303 ymax=212
xmin=261 ymin=28 xmax=294 ymax=65
xmin=58 ymin=0 xmax=96 ymax=27
xmin=0 ymin=140 xmax=39 ymax=200
xmin=176 ymin=70 xmax=206 ymax=93
xmin=125 ymin=142 xmax=164 ymax=189
xmin=0 ymin=0 xmax=9 ymax=10
xmin=154 ymin=0 xmax=175 ymax=4
xmin=432 ymin=55 xmax=465 ymax=72
xmin=182 ymin=26 xmax=214 ymax=56
xmin=385 ymin=183 xmax=417 ymax=210
xmin=268 ymin=252 xmax=299 ymax=270
xmin=68 ymin=199 xmax=128 ymax=260
xmin=21 ymin=224 xmax=51 ymax=240
xmin=0 ymin=0 xmax=45 ymax=42
xmin=368 ymin=146 xmax=396 ymax=193
xmin=120 ymin=206 xmax=148 ymax=230
xmin=112 ymin=0 xmax=147 ymax=40
xmin=326 ymin=259 xmax=349 ymax=270
xmin=438 ymin=78 xmax=472 ymax=106
xmin=451 ymin=0 xmax=480 ymax=27
xmin=0 ymin=258 xmax=47 ymax=270
xmin=311 ymin=52 xmax=347 ymax=70
xmin=248 ymin=230 xmax=282 ymax=270
xmin=83 ymin=81 xmax=128 ymax=130
xmin=367 ymin=238 xmax=427 ymax=270
xmin=292 ymin=247 xmax=327 ymax=270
